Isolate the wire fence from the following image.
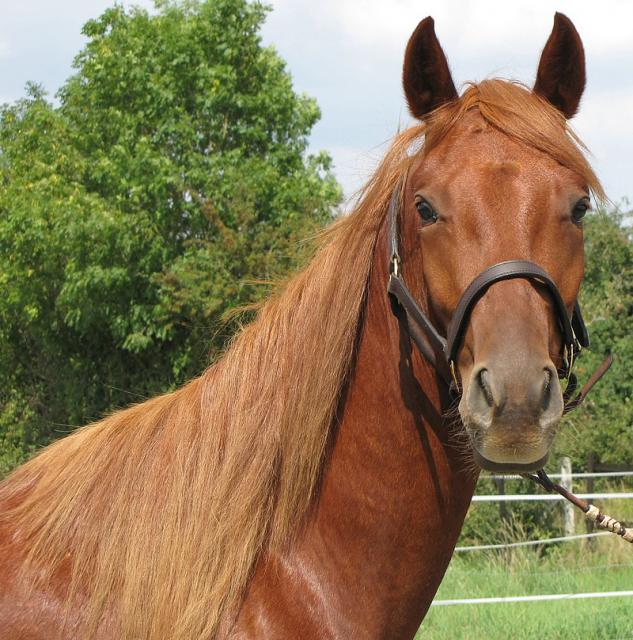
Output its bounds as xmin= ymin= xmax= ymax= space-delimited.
xmin=454 ymin=531 xmax=611 ymax=552
xmin=472 ymin=492 xmax=633 ymax=502
xmin=431 ymin=591 xmax=633 ymax=606
xmin=487 ymin=471 xmax=633 ymax=480
xmin=432 ymin=466 xmax=633 ymax=608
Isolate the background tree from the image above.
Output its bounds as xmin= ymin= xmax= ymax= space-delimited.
xmin=0 ymin=0 xmax=340 ymax=473
xmin=553 ymin=207 xmax=633 ymax=466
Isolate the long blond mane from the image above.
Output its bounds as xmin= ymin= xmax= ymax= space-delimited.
xmin=0 ymin=80 xmax=602 ymax=639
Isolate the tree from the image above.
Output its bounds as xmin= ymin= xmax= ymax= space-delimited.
xmin=0 ymin=0 xmax=341 ymax=473
xmin=553 ymin=207 xmax=633 ymax=467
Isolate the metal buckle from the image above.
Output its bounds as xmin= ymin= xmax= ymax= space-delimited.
xmin=566 ymin=342 xmax=575 ymax=377
xmin=390 ymin=254 xmax=401 ymax=278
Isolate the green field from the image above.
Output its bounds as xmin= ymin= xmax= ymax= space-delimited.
xmin=417 ymin=506 xmax=633 ymax=639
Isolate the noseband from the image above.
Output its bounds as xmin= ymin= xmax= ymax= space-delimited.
xmin=386 ymin=180 xmax=612 ymax=412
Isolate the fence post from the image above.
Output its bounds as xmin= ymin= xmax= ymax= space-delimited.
xmin=586 ymin=452 xmax=596 ymax=536
xmin=494 ymin=476 xmax=507 ymax=522
xmin=561 ymin=456 xmax=574 ymax=536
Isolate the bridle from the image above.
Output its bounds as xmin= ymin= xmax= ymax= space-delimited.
xmin=385 ymin=177 xmax=633 ymax=544
xmin=385 ymin=178 xmax=613 ymax=413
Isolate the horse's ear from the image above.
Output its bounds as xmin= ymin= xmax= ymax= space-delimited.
xmin=533 ymin=13 xmax=585 ymax=118
xmin=403 ymin=17 xmax=457 ymax=120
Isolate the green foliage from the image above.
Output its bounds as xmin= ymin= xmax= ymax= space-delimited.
xmin=553 ymin=208 xmax=633 ymax=467
xmin=0 ymin=0 xmax=340 ymax=470
xmin=460 ymin=479 xmax=557 ymax=546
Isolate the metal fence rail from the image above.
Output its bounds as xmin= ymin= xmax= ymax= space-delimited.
xmin=431 ymin=591 xmax=633 ymax=606
xmin=454 ymin=531 xmax=611 ymax=552
xmin=472 ymin=492 xmax=633 ymax=502
xmin=437 ymin=463 xmax=633 ymax=610
xmin=486 ymin=471 xmax=633 ymax=480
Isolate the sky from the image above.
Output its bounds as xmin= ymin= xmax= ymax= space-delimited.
xmin=1 ymin=0 xmax=631 ymax=208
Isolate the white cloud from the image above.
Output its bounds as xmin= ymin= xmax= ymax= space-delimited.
xmin=577 ymin=90 xmax=633 ymax=141
xmin=0 ymin=0 xmax=156 ymax=106
xmin=307 ymin=0 xmax=633 ymax=59
xmin=573 ymin=89 xmax=633 ymax=202
xmin=0 ymin=39 xmax=11 ymax=60
xmin=327 ymin=143 xmax=391 ymax=210
xmin=265 ymin=0 xmax=633 ymax=202
xmin=3 ymin=0 xmax=631 ymax=202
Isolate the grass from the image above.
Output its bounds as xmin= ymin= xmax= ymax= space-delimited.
xmin=416 ymin=497 xmax=633 ymax=639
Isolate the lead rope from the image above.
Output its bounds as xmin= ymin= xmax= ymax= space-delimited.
xmin=522 ymin=469 xmax=633 ymax=543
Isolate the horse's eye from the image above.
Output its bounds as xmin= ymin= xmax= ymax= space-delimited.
xmin=572 ymin=198 xmax=591 ymax=224
xmin=415 ymin=199 xmax=438 ymax=224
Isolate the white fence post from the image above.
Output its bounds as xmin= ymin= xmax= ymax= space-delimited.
xmin=561 ymin=456 xmax=574 ymax=536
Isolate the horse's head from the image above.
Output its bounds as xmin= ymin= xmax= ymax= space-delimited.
xmin=400 ymin=14 xmax=601 ymax=472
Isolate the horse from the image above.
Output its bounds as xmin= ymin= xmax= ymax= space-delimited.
xmin=0 ymin=13 xmax=603 ymax=639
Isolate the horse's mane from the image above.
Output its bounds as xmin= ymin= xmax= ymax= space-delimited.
xmin=0 ymin=80 xmax=602 ymax=639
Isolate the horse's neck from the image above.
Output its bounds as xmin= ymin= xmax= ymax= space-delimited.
xmin=234 ymin=227 xmax=478 ymax=638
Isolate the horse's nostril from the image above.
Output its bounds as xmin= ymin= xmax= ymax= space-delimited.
xmin=541 ymin=367 xmax=554 ymax=411
xmin=478 ymin=368 xmax=494 ymax=407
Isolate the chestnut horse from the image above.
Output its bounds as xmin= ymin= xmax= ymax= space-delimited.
xmin=0 ymin=13 xmax=603 ymax=640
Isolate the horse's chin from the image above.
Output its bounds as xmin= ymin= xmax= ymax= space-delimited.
xmin=472 ymin=448 xmax=549 ymax=474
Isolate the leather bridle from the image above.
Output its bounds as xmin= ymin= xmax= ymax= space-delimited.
xmin=384 ymin=178 xmax=629 ymax=542
xmin=386 ymin=178 xmax=613 ymax=412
